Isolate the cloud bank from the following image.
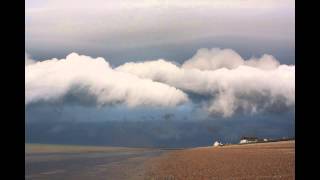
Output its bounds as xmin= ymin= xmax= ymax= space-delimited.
xmin=26 ymin=48 xmax=294 ymax=117
xmin=117 ymin=48 xmax=295 ymax=117
xmin=25 ymin=53 xmax=188 ymax=107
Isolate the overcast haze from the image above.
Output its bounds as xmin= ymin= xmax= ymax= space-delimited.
xmin=25 ymin=0 xmax=295 ymax=147
xmin=26 ymin=0 xmax=294 ymax=65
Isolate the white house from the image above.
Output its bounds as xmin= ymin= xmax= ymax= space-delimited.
xmin=213 ymin=141 xmax=223 ymax=147
xmin=239 ymin=139 xmax=249 ymax=144
xmin=239 ymin=137 xmax=258 ymax=144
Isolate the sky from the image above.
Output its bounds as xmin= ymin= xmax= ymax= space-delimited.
xmin=25 ymin=0 xmax=295 ymax=147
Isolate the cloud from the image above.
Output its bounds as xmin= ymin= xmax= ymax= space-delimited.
xmin=116 ymin=48 xmax=295 ymax=117
xmin=26 ymin=0 xmax=294 ymax=56
xmin=182 ymin=48 xmax=280 ymax=70
xmin=245 ymin=54 xmax=280 ymax=70
xmin=182 ymin=48 xmax=244 ymax=70
xmin=26 ymin=48 xmax=294 ymax=118
xmin=26 ymin=111 xmax=295 ymax=147
xmin=25 ymin=53 xmax=35 ymax=66
xmin=25 ymin=53 xmax=188 ymax=107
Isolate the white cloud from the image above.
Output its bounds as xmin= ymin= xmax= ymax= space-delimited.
xmin=182 ymin=48 xmax=280 ymax=70
xmin=116 ymin=48 xmax=295 ymax=117
xmin=25 ymin=53 xmax=188 ymax=107
xmin=245 ymin=54 xmax=280 ymax=70
xmin=26 ymin=48 xmax=294 ymax=117
xmin=182 ymin=48 xmax=244 ymax=70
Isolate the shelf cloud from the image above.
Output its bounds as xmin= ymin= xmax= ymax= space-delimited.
xmin=26 ymin=48 xmax=294 ymax=117
xmin=117 ymin=48 xmax=295 ymax=117
xmin=25 ymin=53 xmax=188 ymax=107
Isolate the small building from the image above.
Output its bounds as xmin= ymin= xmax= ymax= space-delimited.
xmin=239 ymin=137 xmax=258 ymax=144
xmin=213 ymin=141 xmax=223 ymax=147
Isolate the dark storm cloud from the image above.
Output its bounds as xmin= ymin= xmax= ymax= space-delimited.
xmin=26 ymin=103 xmax=294 ymax=147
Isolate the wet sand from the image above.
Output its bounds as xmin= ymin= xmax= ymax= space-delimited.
xmin=25 ymin=144 xmax=164 ymax=180
xmin=145 ymin=141 xmax=295 ymax=180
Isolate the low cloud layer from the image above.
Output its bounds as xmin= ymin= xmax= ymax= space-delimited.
xmin=26 ymin=48 xmax=294 ymax=117
xmin=25 ymin=53 xmax=188 ymax=107
xmin=117 ymin=48 xmax=295 ymax=117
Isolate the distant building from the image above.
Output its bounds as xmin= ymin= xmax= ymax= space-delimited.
xmin=213 ymin=141 xmax=223 ymax=147
xmin=239 ymin=137 xmax=258 ymax=144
